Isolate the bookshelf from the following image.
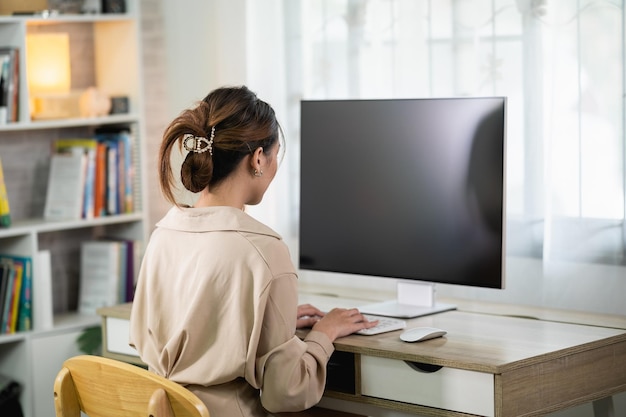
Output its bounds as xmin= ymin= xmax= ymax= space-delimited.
xmin=0 ymin=2 xmax=147 ymax=417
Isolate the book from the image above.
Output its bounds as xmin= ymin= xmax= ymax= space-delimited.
xmin=117 ymin=241 xmax=127 ymax=302
xmin=50 ymin=133 xmax=137 ymax=219
xmin=117 ymin=130 xmax=134 ymax=213
xmin=43 ymin=153 xmax=86 ymax=220
xmin=14 ymin=256 xmax=32 ymax=332
xmin=96 ymin=128 xmax=136 ymax=215
xmin=0 ymin=262 xmax=10 ymax=324
xmin=0 ymin=157 xmax=10 ymax=227
xmin=0 ymin=52 xmax=8 ymax=123
xmin=0 ymin=263 xmax=15 ymax=333
xmin=125 ymin=239 xmax=142 ymax=302
xmin=106 ymin=140 xmax=119 ymax=215
xmin=53 ymin=138 xmax=98 ymax=220
xmin=53 ymin=138 xmax=98 ymax=151
xmin=94 ymin=133 xmax=121 ymax=215
xmin=78 ymin=240 xmax=122 ymax=314
xmin=0 ymin=257 xmax=22 ymax=334
xmin=0 ymin=47 xmax=18 ymax=124
xmin=0 ymin=255 xmax=32 ymax=333
xmin=102 ymin=237 xmax=141 ymax=302
xmin=94 ymin=141 xmax=107 ymax=217
xmin=6 ymin=261 xmax=22 ymax=333
xmin=33 ymin=250 xmax=53 ymax=331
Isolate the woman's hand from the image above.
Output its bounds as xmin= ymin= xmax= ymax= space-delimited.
xmin=312 ymin=308 xmax=378 ymax=342
xmin=296 ymin=304 xmax=325 ymax=329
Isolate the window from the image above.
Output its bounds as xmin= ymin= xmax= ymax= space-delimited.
xmin=284 ymin=0 xmax=626 ymax=265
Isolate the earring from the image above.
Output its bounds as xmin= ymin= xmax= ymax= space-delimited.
xmin=254 ymin=169 xmax=264 ymax=177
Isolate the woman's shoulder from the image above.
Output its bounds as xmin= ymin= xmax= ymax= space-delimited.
xmin=156 ymin=206 xmax=283 ymax=239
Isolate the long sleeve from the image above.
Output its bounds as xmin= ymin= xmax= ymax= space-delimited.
xmin=251 ymin=275 xmax=335 ymax=413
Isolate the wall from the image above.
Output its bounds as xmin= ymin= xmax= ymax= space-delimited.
xmin=139 ymin=0 xmax=170 ymax=230
xmin=154 ymin=0 xmax=291 ymax=233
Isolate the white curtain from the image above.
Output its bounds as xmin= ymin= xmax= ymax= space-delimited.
xmin=281 ymin=0 xmax=626 ymax=267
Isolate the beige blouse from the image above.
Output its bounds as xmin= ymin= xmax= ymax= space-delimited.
xmin=129 ymin=206 xmax=334 ymax=417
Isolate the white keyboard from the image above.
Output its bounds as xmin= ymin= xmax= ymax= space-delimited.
xmin=356 ymin=314 xmax=407 ymax=336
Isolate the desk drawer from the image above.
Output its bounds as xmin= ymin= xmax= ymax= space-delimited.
xmin=361 ymin=356 xmax=494 ymax=417
xmin=104 ymin=317 xmax=138 ymax=356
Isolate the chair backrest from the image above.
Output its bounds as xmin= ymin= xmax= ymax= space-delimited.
xmin=54 ymin=355 xmax=210 ymax=417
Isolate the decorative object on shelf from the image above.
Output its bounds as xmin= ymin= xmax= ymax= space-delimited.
xmin=0 ymin=0 xmax=47 ymax=16
xmin=110 ymin=95 xmax=129 ymax=114
xmin=1 ymin=0 xmax=88 ymax=15
xmin=102 ymin=0 xmax=125 ymax=14
xmin=0 ymin=157 xmax=10 ymax=228
xmin=79 ymin=87 xmax=112 ymax=117
xmin=0 ymin=47 xmax=19 ymax=124
xmin=26 ymin=32 xmax=82 ymax=119
xmin=47 ymin=0 xmax=85 ymax=14
xmin=81 ymin=0 xmax=101 ymax=14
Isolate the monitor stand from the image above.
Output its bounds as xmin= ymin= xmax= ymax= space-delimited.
xmin=358 ymin=282 xmax=456 ymax=319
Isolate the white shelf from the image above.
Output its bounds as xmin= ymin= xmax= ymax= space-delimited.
xmin=0 ymin=213 xmax=145 ymax=238
xmin=0 ymin=313 xmax=100 ymax=343
xmin=0 ymin=3 xmax=147 ymax=416
xmin=0 ymin=113 xmax=141 ymax=132
xmin=0 ymin=14 xmax=134 ymax=24
xmin=51 ymin=311 xmax=101 ymax=331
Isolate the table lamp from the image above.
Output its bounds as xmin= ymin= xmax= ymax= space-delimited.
xmin=26 ymin=32 xmax=80 ymax=119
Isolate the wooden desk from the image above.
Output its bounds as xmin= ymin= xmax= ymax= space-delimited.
xmin=97 ymin=298 xmax=626 ymax=417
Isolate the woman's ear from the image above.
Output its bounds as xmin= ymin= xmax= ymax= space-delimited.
xmin=249 ymin=147 xmax=264 ymax=174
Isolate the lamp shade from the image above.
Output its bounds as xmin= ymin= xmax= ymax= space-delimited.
xmin=26 ymin=33 xmax=71 ymax=94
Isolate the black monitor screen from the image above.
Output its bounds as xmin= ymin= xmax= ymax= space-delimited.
xmin=299 ymin=97 xmax=506 ymax=289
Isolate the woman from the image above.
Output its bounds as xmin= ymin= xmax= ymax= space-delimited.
xmin=129 ymin=86 xmax=377 ymax=416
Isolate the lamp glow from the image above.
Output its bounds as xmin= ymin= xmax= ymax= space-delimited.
xmin=26 ymin=33 xmax=71 ymax=94
xmin=26 ymin=32 xmax=82 ymax=119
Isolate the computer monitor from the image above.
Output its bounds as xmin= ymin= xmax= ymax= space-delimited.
xmin=299 ymin=97 xmax=506 ymax=318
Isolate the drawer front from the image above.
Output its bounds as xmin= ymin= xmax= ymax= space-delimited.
xmin=361 ymin=356 xmax=494 ymax=417
xmin=105 ymin=317 xmax=138 ymax=356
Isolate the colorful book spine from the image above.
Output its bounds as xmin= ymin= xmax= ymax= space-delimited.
xmin=96 ymin=128 xmax=136 ymax=215
xmin=118 ymin=130 xmax=134 ymax=213
xmin=94 ymin=142 xmax=107 ymax=217
xmin=16 ymin=256 xmax=32 ymax=332
xmin=7 ymin=261 xmax=22 ymax=333
xmin=44 ymin=126 xmax=136 ymax=220
xmin=0 ymin=263 xmax=14 ymax=332
xmin=0 ymin=47 xmax=19 ymax=123
xmin=0 ymin=255 xmax=32 ymax=333
xmin=0 ymin=157 xmax=10 ymax=227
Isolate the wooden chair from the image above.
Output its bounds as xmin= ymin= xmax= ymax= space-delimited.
xmin=53 ymin=355 xmax=210 ymax=417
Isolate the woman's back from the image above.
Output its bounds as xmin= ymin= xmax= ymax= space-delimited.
xmin=130 ymin=206 xmax=296 ymax=385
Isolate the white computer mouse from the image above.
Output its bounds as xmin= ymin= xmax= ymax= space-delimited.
xmin=399 ymin=327 xmax=447 ymax=343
